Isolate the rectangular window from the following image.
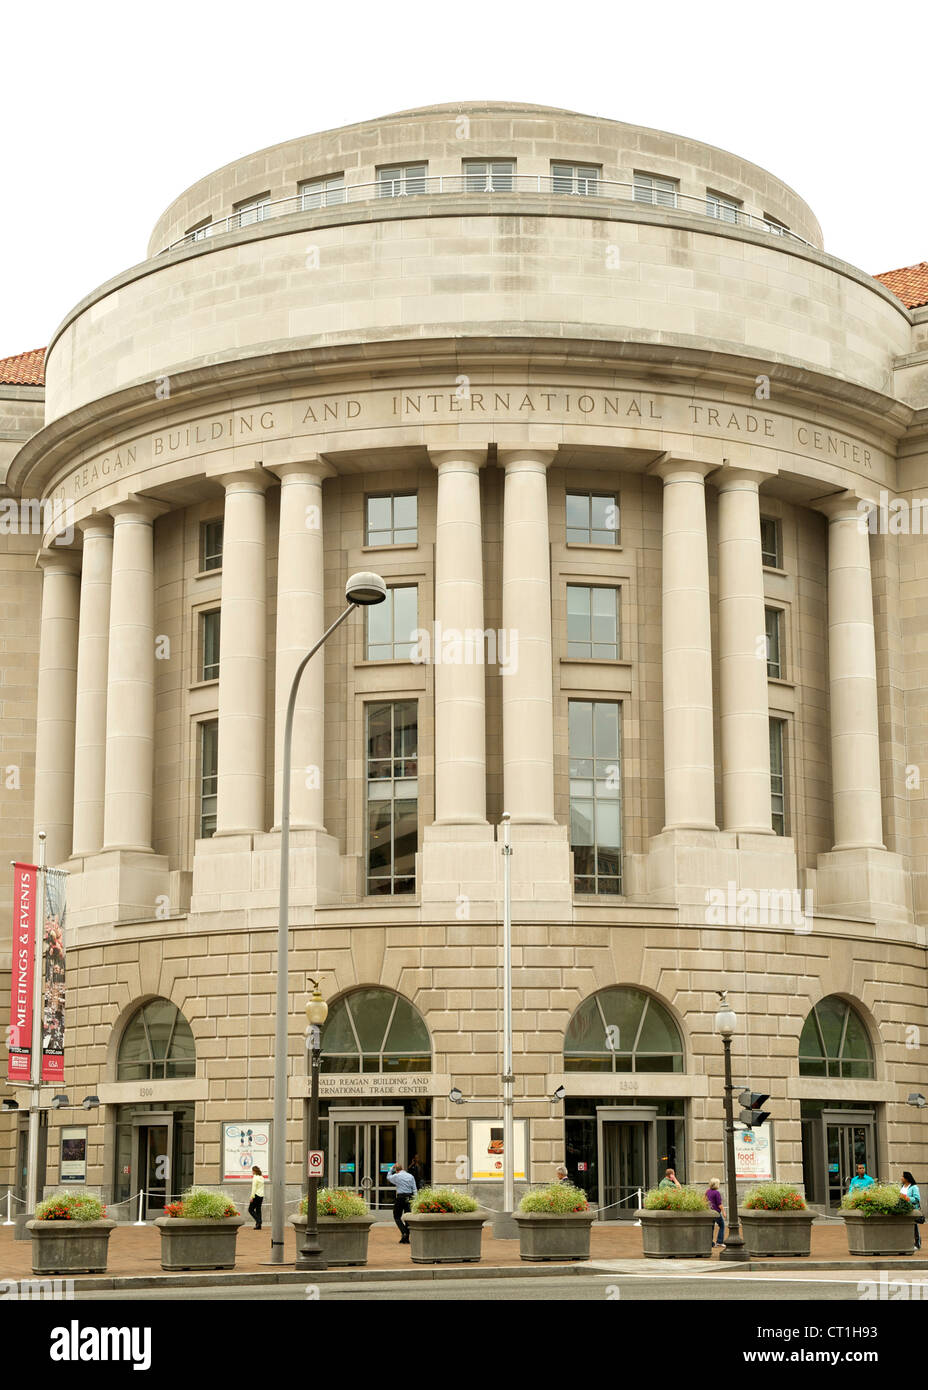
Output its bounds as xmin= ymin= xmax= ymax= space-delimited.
xmin=566 ymin=586 xmax=620 ymax=660
xmin=760 ymin=516 xmax=782 ymax=568
xmin=367 ymin=701 xmax=418 ymax=895
xmin=463 ymin=159 xmax=515 ymax=192
xmin=569 ymin=701 xmax=622 ymax=895
xmin=199 ymin=609 xmax=221 ymax=682
xmin=366 ymin=493 xmax=418 ymax=546
xmin=566 ymin=490 xmax=619 ymax=545
xmin=234 ymin=193 xmax=271 ymax=226
xmin=706 ymin=190 xmax=742 ymax=224
xmin=765 ymin=607 xmax=783 ymax=679
xmin=633 ymin=172 xmax=678 ymax=208
xmin=377 ymin=164 xmax=428 ymax=198
xmin=299 ymin=173 xmax=346 ymax=209
xmin=770 ymin=718 xmax=786 ymax=835
xmin=762 ymin=212 xmax=789 ymax=236
xmin=186 ymin=216 xmax=212 ymax=242
xmin=366 ymin=586 xmax=418 ymax=661
xmin=551 ymin=163 xmax=601 ymax=196
xmin=200 ymin=519 xmax=223 ymax=571
xmin=199 ymin=720 xmax=219 ymax=839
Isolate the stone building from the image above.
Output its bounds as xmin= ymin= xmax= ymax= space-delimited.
xmin=2 ymin=101 xmax=928 ymax=1218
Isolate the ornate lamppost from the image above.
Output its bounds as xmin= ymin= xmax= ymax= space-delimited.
xmin=714 ymin=991 xmax=747 ymax=1262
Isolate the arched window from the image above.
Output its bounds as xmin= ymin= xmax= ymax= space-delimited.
xmin=799 ymin=997 xmax=874 ymax=1079
xmin=321 ymin=988 xmax=431 ymax=1074
xmin=564 ymin=988 xmax=683 ymax=1073
xmin=117 ymin=999 xmax=196 ymax=1081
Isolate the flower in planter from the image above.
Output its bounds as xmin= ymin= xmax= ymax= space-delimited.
xmin=299 ymin=1188 xmax=369 ymax=1218
xmin=743 ymin=1183 xmax=807 ymax=1211
xmin=519 ymin=1183 xmax=590 ymax=1214
xmin=642 ymin=1186 xmax=710 ymax=1211
xmin=840 ymin=1183 xmax=912 ymax=1217
xmin=36 ymin=1192 xmax=105 ymax=1221
xmin=162 ymin=1188 xmax=240 ymax=1219
xmin=411 ymin=1188 xmax=479 ymax=1214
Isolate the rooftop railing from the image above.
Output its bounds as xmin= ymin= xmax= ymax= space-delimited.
xmin=160 ymin=174 xmax=816 ymax=253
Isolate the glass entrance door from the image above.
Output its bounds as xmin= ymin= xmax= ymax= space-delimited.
xmin=331 ymin=1117 xmax=401 ymax=1210
xmin=599 ymin=1119 xmax=653 ymax=1221
xmin=826 ymin=1119 xmax=875 ymax=1208
xmin=132 ymin=1114 xmax=175 ymax=1218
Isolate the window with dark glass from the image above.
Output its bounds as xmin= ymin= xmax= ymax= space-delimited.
xmin=566 ymin=490 xmax=618 ymax=545
xmin=463 ymin=159 xmax=514 ymax=192
xmin=551 ymin=162 xmax=601 ymax=195
xmin=367 ymin=701 xmax=418 ymax=895
xmin=320 ymin=988 xmax=431 ymax=1073
xmin=199 ymin=609 xmax=220 ymax=682
xmin=760 ymin=516 xmax=782 ymax=568
xmin=117 ymin=999 xmax=196 ymax=1081
xmin=366 ymin=493 xmax=417 ymax=546
xmin=564 ymin=988 xmax=683 ymax=1072
xmin=199 ymin=720 xmax=218 ymax=838
xmin=200 ymin=519 xmax=223 ymax=571
xmin=770 ymin=717 xmax=786 ymax=835
xmin=799 ymin=998 xmax=875 ymax=1079
xmin=567 ymin=586 xmax=619 ymax=660
xmin=765 ymin=607 xmax=783 ymax=678
xmin=366 ymin=586 xmax=417 ymax=661
xmin=569 ymin=700 xmax=621 ymax=895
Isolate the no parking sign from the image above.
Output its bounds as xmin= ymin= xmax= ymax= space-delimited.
xmin=307 ymin=1150 xmax=324 ymax=1178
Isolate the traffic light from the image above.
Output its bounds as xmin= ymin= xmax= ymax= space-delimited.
xmin=738 ymin=1088 xmax=771 ymax=1130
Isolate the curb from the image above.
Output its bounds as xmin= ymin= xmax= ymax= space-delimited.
xmin=56 ymin=1262 xmax=601 ymax=1291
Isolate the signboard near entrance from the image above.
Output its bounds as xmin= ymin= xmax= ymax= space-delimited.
xmin=318 ymin=1073 xmax=450 ymax=1099
xmin=222 ymin=1122 xmax=271 ymax=1182
xmin=734 ymin=1124 xmax=773 ymax=1181
xmin=469 ymin=1120 xmax=528 ymax=1181
xmin=60 ymin=1127 xmax=87 ymax=1184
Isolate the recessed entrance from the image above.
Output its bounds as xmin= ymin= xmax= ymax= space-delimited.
xmin=132 ymin=1113 xmax=174 ymax=1218
xmin=596 ymin=1106 xmax=658 ymax=1221
xmin=800 ymin=1102 xmax=877 ymax=1208
xmin=328 ymin=1107 xmax=404 ymax=1210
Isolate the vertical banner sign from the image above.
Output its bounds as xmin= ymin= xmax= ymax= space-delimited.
xmin=41 ymin=868 xmax=67 ymax=1083
xmin=8 ymin=863 xmax=37 ymax=1081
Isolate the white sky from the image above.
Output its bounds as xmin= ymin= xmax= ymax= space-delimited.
xmin=2 ymin=0 xmax=926 ymax=361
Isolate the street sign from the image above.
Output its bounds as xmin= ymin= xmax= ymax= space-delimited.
xmin=307 ymin=1150 xmax=324 ymax=1177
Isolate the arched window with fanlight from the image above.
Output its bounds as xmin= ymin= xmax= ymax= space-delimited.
xmin=798 ymin=997 xmax=874 ymax=1078
xmin=320 ymin=988 xmax=431 ymax=1073
xmin=564 ymin=987 xmax=684 ymax=1072
xmin=116 ymin=999 xmax=196 ymax=1081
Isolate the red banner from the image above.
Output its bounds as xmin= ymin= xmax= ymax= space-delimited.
xmin=41 ymin=868 xmax=67 ymax=1082
xmin=8 ymin=863 xmax=38 ymax=1082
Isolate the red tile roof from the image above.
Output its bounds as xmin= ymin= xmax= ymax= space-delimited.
xmin=874 ymin=262 xmax=928 ymax=310
xmin=0 ymin=347 xmax=46 ymax=386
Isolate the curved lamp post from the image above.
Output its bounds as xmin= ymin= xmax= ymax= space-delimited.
xmin=270 ymin=572 xmax=386 ymax=1266
xmin=714 ymin=991 xmax=747 ymax=1262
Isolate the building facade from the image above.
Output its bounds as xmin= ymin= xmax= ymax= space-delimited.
xmin=2 ymin=101 xmax=928 ymax=1218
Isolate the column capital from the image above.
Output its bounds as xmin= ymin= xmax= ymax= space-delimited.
xmin=497 ymin=447 xmax=557 ymax=473
xmin=266 ymin=458 xmax=336 ymax=484
xmin=428 ymin=448 xmax=488 ymax=473
xmin=649 ymin=455 xmax=716 ymax=484
xmin=37 ymin=547 xmax=81 ymax=574
xmin=213 ymin=467 xmax=277 ymax=494
xmin=75 ymin=513 xmax=114 ymax=540
xmin=107 ymin=494 xmax=170 ymax=524
xmin=811 ymin=489 xmax=868 ymax=523
xmin=710 ymin=464 xmax=775 ymax=493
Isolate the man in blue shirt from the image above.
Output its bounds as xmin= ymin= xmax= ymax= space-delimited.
xmin=387 ymin=1163 xmax=417 ymax=1244
xmin=848 ymin=1163 xmax=875 ymax=1193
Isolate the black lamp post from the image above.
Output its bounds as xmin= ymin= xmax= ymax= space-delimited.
xmin=296 ymin=978 xmax=328 ymax=1271
xmin=714 ymin=991 xmax=747 ymax=1262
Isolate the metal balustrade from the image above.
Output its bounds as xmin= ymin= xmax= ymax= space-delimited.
xmin=161 ymin=174 xmax=814 ymax=253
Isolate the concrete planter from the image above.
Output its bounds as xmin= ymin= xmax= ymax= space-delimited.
xmin=637 ymin=1209 xmax=716 ymax=1258
xmin=154 ymin=1216 xmax=246 ymax=1270
xmin=289 ymin=1214 xmax=376 ymax=1266
xmin=740 ymin=1208 xmax=815 ymax=1257
xmin=405 ymin=1212 xmax=486 ymax=1264
xmin=841 ymin=1210 xmax=915 ymax=1256
xmin=26 ymin=1219 xmax=116 ymax=1274
xmin=514 ymin=1211 xmax=595 ymax=1262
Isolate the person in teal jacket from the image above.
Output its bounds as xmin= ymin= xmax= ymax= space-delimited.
xmin=902 ymin=1171 xmax=922 ymax=1251
xmin=848 ymin=1164 xmax=875 ymax=1194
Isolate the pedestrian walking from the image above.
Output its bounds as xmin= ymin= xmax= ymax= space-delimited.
xmin=555 ymin=1164 xmax=572 ymax=1185
xmin=658 ymin=1168 xmax=682 ymax=1189
xmin=386 ymin=1162 xmax=417 ymax=1244
xmin=901 ymin=1170 xmax=923 ymax=1251
xmin=706 ymin=1178 xmax=726 ymax=1249
xmin=247 ymin=1165 xmax=264 ymax=1230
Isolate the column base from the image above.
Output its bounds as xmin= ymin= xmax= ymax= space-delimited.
xmin=814 ymin=847 xmax=912 ymax=924
xmin=507 ymin=822 xmax=572 ymax=923
xmin=633 ymin=828 xmax=799 ymax=925
xmin=63 ymin=850 xmax=172 ymax=928
xmin=190 ymin=829 xmax=344 ymax=916
xmin=420 ymin=822 xmax=498 ymax=922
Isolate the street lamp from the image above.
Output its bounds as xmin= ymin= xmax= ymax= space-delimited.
xmin=297 ymin=978 xmax=328 ymax=1271
xmin=714 ymin=992 xmax=747 ymax=1262
xmin=270 ymin=571 xmax=386 ymax=1267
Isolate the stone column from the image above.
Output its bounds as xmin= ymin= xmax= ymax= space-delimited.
xmin=72 ymin=517 xmax=113 ymax=856
xmin=821 ymin=496 xmax=884 ymax=850
xmin=103 ymin=500 xmax=162 ymax=852
xmin=500 ymin=448 xmax=556 ymax=823
xmin=654 ymin=458 xmax=717 ymax=830
xmin=430 ymin=448 xmax=488 ymax=825
xmin=33 ymin=550 xmax=81 ymax=866
xmin=270 ymin=459 xmax=333 ymax=831
xmin=215 ymin=472 xmax=270 ymax=836
xmin=716 ymin=468 xmax=774 ymax=834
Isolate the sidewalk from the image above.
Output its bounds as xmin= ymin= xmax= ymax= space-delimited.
xmin=0 ymin=1217 xmax=884 ymax=1286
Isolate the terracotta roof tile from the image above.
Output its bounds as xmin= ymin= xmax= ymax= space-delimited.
xmin=874 ymin=262 xmax=928 ymax=310
xmin=0 ymin=347 xmax=46 ymax=386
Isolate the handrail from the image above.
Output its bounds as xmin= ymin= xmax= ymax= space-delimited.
xmin=160 ymin=174 xmax=815 ymax=254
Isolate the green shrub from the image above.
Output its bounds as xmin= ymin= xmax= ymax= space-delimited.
xmin=642 ymin=1185 xmax=710 ymax=1212
xmin=412 ymin=1187 xmax=479 ymax=1214
xmin=519 ymin=1183 xmax=590 ymax=1214
xmin=743 ymin=1182 xmax=807 ymax=1212
xmin=164 ymin=1188 xmax=239 ymax=1220
xmin=36 ymin=1192 xmax=105 ymax=1221
xmin=841 ymin=1183 xmax=913 ymax=1217
xmin=299 ymin=1188 xmax=368 ymax=1219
